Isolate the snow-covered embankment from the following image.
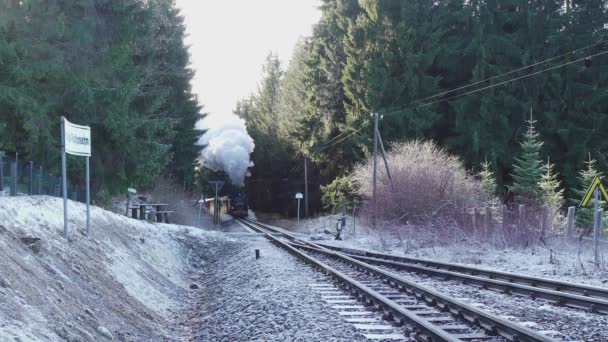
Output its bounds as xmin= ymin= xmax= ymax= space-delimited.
xmin=0 ymin=196 xmax=226 ymax=341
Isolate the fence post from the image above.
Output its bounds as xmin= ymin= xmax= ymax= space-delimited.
xmin=0 ymin=151 xmax=3 ymax=193
xmin=486 ymin=206 xmax=492 ymax=231
xmin=470 ymin=208 xmax=476 ymax=234
xmin=27 ymin=161 xmax=33 ymax=195
xmin=461 ymin=207 xmax=466 ymax=226
xmin=501 ymin=205 xmax=507 ymax=229
xmin=595 ymin=209 xmax=603 ymax=267
xmin=473 ymin=207 xmax=485 ymax=236
xmin=38 ymin=166 xmax=42 ymax=195
xmin=10 ymin=162 xmax=17 ymax=196
xmin=566 ymin=206 xmax=575 ymax=239
xmin=49 ymin=174 xmax=54 ymax=196
xmin=518 ymin=204 xmax=525 ymax=230
xmin=541 ymin=204 xmax=549 ymax=238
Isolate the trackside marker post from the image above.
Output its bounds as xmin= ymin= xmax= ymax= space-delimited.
xmin=295 ymin=192 xmax=303 ymax=224
xmin=578 ymin=175 xmax=608 ymax=266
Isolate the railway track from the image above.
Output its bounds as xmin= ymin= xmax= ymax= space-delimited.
xmin=315 ymin=245 xmax=608 ymax=314
xmin=314 ymin=243 xmax=608 ymax=300
xmin=249 ymin=219 xmax=608 ymax=315
xmin=238 ymin=218 xmax=555 ymax=342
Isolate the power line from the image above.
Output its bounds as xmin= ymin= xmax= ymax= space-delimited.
xmin=298 ymin=41 xmax=608 ymax=156
xmin=316 ymin=122 xmax=371 ymax=152
xmin=382 ymin=49 xmax=608 ymax=117
xmin=376 ymin=38 xmax=607 ymax=116
xmin=318 ymin=129 xmax=350 ymax=147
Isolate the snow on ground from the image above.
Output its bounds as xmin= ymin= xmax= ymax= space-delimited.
xmin=0 ymin=195 xmax=228 ymax=341
xmin=177 ymin=227 xmax=367 ymax=342
xmin=273 ymin=214 xmax=608 ymax=287
xmin=264 ymin=214 xmax=608 ymax=341
xmin=374 ymin=265 xmax=608 ymax=341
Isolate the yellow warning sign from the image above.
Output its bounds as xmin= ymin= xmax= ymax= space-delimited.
xmin=579 ymin=175 xmax=608 ymax=207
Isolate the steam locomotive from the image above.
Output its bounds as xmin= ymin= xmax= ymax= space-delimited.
xmin=227 ymin=190 xmax=249 ymax=218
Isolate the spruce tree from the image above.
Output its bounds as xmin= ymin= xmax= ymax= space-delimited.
xmin=538 ymin=158 xmax=564 ymax=211
xmin=509 ymin=113 xmax=544 ymax=202
xmin=480 ymin=159 xmax=497 ymax=203
xmin=539 ymin=158 xmax=564 ymax=231
xmin=570 ymin=155 xmax=603 ymax=232
xmin=479 ymin=159 xmax=501 ymax=221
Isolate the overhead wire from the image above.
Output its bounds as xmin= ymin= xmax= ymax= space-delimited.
xmin=376 ymin=37 xmax=607 ymax=116
xmin=298 ymin=40 xmax=608 ymax=155
xmin=381 ymin=49 xmax=608 ymax=117
xmin=315 ymin=121 xmax=371 ymax=152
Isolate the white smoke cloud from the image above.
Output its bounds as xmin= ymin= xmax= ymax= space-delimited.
xmin=197 ymin=113 xmax=254 ymax=186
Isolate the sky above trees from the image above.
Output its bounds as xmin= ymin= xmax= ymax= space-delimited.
xmin=175 ymin=0 xmax=321 ymax=117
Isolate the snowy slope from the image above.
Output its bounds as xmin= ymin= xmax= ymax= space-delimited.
xmin=0 ymin=196 xmax=227 ymax=341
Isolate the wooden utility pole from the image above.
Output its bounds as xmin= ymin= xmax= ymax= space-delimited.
xmin=377 ymin=129 xmax=393 ymax=185
xmin=304 ymin=155 xmax=309 ymax=218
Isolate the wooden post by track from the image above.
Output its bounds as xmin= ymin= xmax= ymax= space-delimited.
xmin=566 ymin=206 xmax=575 ymax=239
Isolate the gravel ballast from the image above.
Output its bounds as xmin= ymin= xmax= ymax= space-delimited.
xmin=380 ymin=267 xmax=608 ymax=341
xmin=180 ymin=234 xmax=367 ymax=341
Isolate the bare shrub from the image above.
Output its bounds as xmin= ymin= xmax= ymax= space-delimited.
xmin=351 ymin=140 xmax=482 ymax=226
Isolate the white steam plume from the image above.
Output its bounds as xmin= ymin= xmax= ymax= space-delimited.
xmin=197 ymin=113 xmax=254 ymax=186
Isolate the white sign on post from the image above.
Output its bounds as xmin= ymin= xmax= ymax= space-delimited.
xmin=64 ymin=119 xmax=91 ymax=157
xmin=295 ymin=192 xmax=303 ymax=223
xmin=61 ymin=116 xmax=92 ymax=240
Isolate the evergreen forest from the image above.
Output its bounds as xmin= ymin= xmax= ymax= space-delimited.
xmin=239 ymin=0 xmax=608 ymax=215
xmin=0 ymin=0 xmax=203 ymax=196
xmin=2 ymin=0 xmax=608 ymax=214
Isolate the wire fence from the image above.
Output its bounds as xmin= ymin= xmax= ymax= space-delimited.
xmin=0 ymin=152 xmax=86 ymax=202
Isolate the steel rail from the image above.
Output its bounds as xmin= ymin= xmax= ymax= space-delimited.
xmin=318 ymin=243 xmax=608 ymax=300
xmin=237 ymin=219 xmax=461 ymax=341
xmin=289 ymin=242 xmax=554 ymax=342
xmin=241 ymin=219 xmax=554 ymax=342
xmin=312 ymin=243 xmax=608 ymax=302
xmin=291 ymin=242 xmax=608 ymax=315
xmin=245 ymin=219 xmax=608 ymax=311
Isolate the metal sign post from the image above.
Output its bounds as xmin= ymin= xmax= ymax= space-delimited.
xmin=86 ymin=156 xmax=90 ymax=235
xmin=61 ymin=116 xmax=92 ymax=240
xmin=61 ymin=117 xmax=68 ymax=239
xmin=578 ymin=175 xmax=608 ymax=266
xmin=295 ymin=192 xmax=303 ymax=224
xmin=594 ymin=188 xmax=600 ymax=266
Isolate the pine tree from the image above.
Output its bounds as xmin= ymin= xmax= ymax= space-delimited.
xmin=509 ymin=113 xmax=544 ymax=202
xmin=479 ymin=159 xmax=501 ymax=221
xmin=480 ymin=159 xmax=497 ymax=201
xmin=570 ymin=155 xmax=603 ymax=232
xmin=538 ymin=158 xmax=564 ymax=211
